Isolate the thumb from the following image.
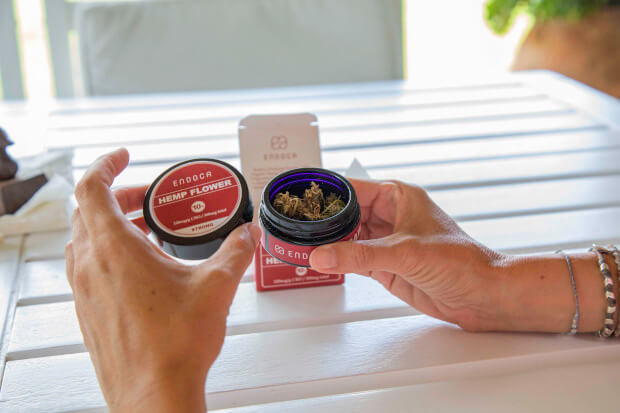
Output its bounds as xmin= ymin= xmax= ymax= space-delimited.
xmin=309 ymin=233 xmax=415 ymax=275
xmin=194 ymin=222 xmax=260 ymax=291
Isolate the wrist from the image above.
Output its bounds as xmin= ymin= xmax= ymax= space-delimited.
xmin=490 ymin=252 xmax=617 ymax=333
xmin=112 ymin=369 xmax=207 ymax=413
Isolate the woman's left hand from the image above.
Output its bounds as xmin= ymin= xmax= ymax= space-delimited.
xmin=65 ymin=149 xmax=260 ymax=412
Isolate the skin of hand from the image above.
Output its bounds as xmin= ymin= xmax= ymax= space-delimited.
xmin=310 ymin=179 xmax=506 ymax=331
xmin=65 ymin=149 xmax=260 ymax=412
xmin=309 ymin=179 xmax=613 ymax=333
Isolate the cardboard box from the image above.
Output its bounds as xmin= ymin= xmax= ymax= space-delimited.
xmin=238 ymin=113 xmax=345 ymax=291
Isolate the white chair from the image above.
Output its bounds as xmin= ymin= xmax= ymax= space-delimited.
xmin=45 ymin=0 xmax=77 ymax=98
xmin=0 ymin=0 xmax=25 ymax=100
xmin=47 ymin=0 xmax=403 ymax=96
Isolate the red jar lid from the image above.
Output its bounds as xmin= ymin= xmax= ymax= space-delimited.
xmin=143 ymin=159 xmax=252 ymax=260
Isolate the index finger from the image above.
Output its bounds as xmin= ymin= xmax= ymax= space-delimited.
xmin=347 ymin=178 xmax=382 ymax=208
xmin=349 ymin=178 xmax=403 ymax=208
xmin=74 ymin=148 xmax=130 ymax=233
xmin=348 ymin=178 xmax=401 ymax=225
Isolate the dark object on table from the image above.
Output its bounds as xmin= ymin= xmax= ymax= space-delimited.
xmin=0 ymin=174 xmax=48 ymax=215
xmin=0 ymin=128 xmax=18 ymax=180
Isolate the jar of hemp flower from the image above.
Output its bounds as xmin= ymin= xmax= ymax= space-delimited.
xmin=258 ymin=168 xmax=361 ymax=267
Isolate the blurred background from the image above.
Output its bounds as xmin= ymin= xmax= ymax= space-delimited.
xmin=2 ymin=0 xmax=619 ymax=101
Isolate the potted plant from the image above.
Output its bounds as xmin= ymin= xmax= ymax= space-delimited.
xmin=485 ymin=0 xmax=620 ymax=97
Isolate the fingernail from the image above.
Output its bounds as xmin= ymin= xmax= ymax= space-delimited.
xmin=310 ymin=246 xmax=338 ymax=269
xmin=247 ymin=223 xmax=262 ymax=245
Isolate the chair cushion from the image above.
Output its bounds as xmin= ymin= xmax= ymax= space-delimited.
xmin=76 ymin=0 xmax=403 ymax=95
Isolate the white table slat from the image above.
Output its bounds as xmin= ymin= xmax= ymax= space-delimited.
xmin=372 ymin=147 xmax=620 ymax=190
xmin=0 ymin=237 xmax=22 ymax=383
xmin=70 ymin=128 xmax=617 ymax=169
xmin=8 ymin=275 xmax=419 ymax=360
xmin=18 ymin=259 xmax=72 ymax=305
xmin=48 ymin=85 xmax=543 ymax=130
xmin=9 ymin=205 xmax=620 ymax=359
xmin=519 ymin=71 xmax=620 ymax=129
xmin=47 ymin=103 xmax=583 ymax=149
xmin=71 ymin=98 xmax=561 ymax=135
xmin=213 ymin=360 xmax=620 ymax=413
xmin=2 ymin=315 xmax=619 ymax=412
xmin=36 ymin=79 xmax=528 ymax=114
xmin=22 ymin=231 xmax=71 ymax=262
xmin=462 ymin=206 xmax=620 ymax=253
xmin=433 ymin=175 xmax=620 ymax=221
xmin=83 ymin=144 xmax=619 ymax=190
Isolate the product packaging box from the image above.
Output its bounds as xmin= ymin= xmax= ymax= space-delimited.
xmin=239 ymin=113 xmax=346 ymax=291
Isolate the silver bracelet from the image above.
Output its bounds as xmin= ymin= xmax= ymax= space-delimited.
xmin=556 ymin=250 xmax=579 ymax=334
xmin=589 ymin=245 xmax=617 ymax=338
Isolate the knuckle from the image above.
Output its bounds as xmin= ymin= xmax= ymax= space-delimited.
xmin=406 ymin=183 xmax=428 ymax=201
xmin=94 ymin=236 xmax=115 ymax=254
xmin=75 ymin=175 xmax=98 ymax=201
xmin=74 ymin=271 xmax=90 ymax=296
xmin=231 ymin=235 xmax=250 ymax=252
xmin=381 ymin=180 xmax=402 ymax=193
xmin=205 ymin=268 xmax=236 ymax=286
xmin=211 ymin=269 xmax=232 ymax=279
xmin=385 ymin=179 xmax=424 ymax=204
xmin=352 ymin=242 xmax=375 ymax=269
xmin=72 ymin=263 xmax=91 ymax=295
xmin=91 ymin=236 xmax=120 ymax=267
xmin=387 ymin=179 xmax=427 ymax=200
xmin=385 ymin=179 xmax=404 ymax=187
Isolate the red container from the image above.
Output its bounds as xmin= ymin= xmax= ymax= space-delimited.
xmin=255 ymin=168 xmax=361 ymax=291
xmin=143 ymin=159 xmax=253 ymax=260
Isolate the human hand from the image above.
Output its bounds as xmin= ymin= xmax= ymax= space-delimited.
xmin=65 ymin=149 xmax=260 ymax=412
xmin=309 ymin=179 xmax=510 ymax=332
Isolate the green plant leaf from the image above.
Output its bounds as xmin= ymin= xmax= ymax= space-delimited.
xmin=484 ymin=0 xmax=612 ymax=35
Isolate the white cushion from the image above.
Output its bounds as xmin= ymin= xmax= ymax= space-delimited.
xmin=76 ymin=0 xmax=403 ymax=96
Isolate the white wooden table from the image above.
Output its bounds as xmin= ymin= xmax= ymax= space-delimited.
xmin=1 ymin=71 xmax=620 ymax=412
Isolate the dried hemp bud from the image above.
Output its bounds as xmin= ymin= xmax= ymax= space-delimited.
xmin=273 ymin=181 xmax=345 ymax=221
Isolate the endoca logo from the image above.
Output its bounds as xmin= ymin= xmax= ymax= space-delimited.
xmin=191 ymin=201 xmax=205 ymax=213
xmin=273 ymin=242 xmax=309 ymax=261
xmin=270 ymin=135 xmax=288 ymax=150
xmin=295 ymin=267 xmax=308 ymax=276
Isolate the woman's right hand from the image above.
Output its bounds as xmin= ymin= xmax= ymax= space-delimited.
xmin=309 ymin=179 xmax=512 ymax=331
xmin=310 ymin=178 xmax=612 ymax=334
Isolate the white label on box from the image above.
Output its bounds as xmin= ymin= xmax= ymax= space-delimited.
xmin=238 ymin=113 xmax=322 ymax=218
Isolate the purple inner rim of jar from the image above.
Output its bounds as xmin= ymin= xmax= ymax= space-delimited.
xmin=269 ymin=173 xmax=345 ymax=202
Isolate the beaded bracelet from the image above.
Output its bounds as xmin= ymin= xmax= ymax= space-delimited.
xmin=556 ymin=250 xmax=579 ymax=334
xmin=589 ymin=245 xmax=617 ymax=338
xmin=606 ymin=245 xmax=620 ymax=337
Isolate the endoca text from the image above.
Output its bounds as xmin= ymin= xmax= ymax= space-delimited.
xmin=173 ymin=171 xmax=212 ymax=187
